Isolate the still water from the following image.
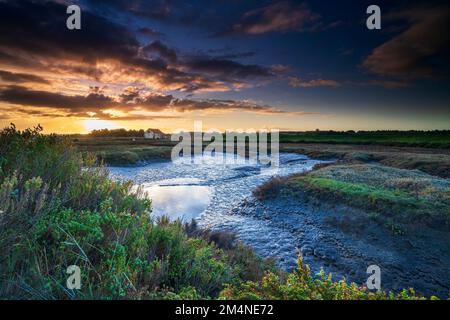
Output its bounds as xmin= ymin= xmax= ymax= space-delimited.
xmin=109 ymin=153 xmax=322 ymax=269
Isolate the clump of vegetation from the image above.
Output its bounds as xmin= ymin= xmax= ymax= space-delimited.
xmin=253 ymin=176 xmax=289 ymax=201
xmin=220 ymin=256 xmax=431 ymax=300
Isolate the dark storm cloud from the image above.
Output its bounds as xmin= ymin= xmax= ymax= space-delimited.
xmin=119 ymin=87 xmax=174 ymax=111
xmin=143 ymin=41 xmax=178 ymax=63
xmin=363 ymin=4 xmax=450 ymax=79
xmin=13 ymin=108 xmax=68 ymax=118
xmin=0 ymin=0 xmax=138 ymax=64
xmin=0 ymin=86 xmax=116 ymax=111
xmin=0 ymin=106 xmax=178 ymax=121
xmin=0 ymin=70 xmax=49 ymax=84
xmin=184 ymin=56 xmax=273 ymax=79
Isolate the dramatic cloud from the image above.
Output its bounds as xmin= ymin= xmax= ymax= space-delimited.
xmin=0 ymin=85 xmax=288 ymax=120
xmin=184 ymin=56 xmax=273 ymax=80
xmin=0 ymin=86 xmax=116 ymax=112
xmin=363 ymin=5 xmax=450 ymax=78
xmin=0 ymin=70 xmax=49 ymax=84
xmin=170 ymin=98 xmax=286 ymax=114
xmin=2 ymin=0 xmax=445 ymax=130
xmin=0 ymin=0 xmax=274 ymax=94
xmin=143 ymin=41 xmax=178 ymax=63
xmin=223 ymin=1 xmax=321 ymax=35
xmin=288 ymin=77 xmax=340 ymax=88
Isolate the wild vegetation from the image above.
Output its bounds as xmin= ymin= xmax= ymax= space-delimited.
xmin=0 ymin=125 xmax=272 ymax=299
xmin=0 ymin=125 xmax=433 ymax=299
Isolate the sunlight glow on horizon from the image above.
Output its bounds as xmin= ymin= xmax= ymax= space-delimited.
xmin=2 ymin=112 xmax=449 ymax=135
xmin=83 ymin=119 xmax=120 ymax=132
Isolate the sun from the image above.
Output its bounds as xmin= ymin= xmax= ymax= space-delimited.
xmin=83 ymin=119 xmax=119 ymax=133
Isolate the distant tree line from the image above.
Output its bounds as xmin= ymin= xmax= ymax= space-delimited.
xmin=88 ymin=128 xmax=146 ymax=137
xmin=281 ymin=130 xmax=450 ymax=136
xmin=85 ymin=128 xmax=449 ymax=138
xmin=88 ymin=128 xmax=169 ymax=137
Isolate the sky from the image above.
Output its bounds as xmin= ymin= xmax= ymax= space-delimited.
xmin=0 ymin=0 xmax=449 ymax=133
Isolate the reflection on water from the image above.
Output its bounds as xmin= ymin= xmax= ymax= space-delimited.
xmin=142 ymin=184 xmax=211 ymax=221
xmin=109 ymin=152 xmax=323 ymax=270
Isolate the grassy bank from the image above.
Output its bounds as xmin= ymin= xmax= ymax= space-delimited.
xmin=255 ymin=163 xmax=450 ymax=233
xmin=0 ymin=125 xmax=431 ymax=299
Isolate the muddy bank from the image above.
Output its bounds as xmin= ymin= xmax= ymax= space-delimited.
xmin=233 ymin=195 xmax=450 ymax=298
xmin=280 ymin=143 xmax=450 ymax=178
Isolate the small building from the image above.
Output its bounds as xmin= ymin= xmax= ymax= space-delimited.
xmin=144 ymin=129 xmax=166 ymax=139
